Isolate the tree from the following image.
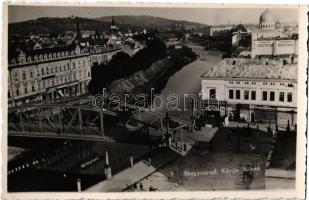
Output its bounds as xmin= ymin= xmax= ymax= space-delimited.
xmin=108 ymin=52 xmax=132 ymax=79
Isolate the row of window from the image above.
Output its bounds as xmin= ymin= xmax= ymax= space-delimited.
xmin=13 ymin=49 xmax=89 ymax=65
xmin=228 ymin=89 xmax=293 ymax=103
xmin=262 ymin=91 xmax=293 ymax=102
xmin=228 ymin=81 xmax=289 ymax=86
xmin=260 ymin=24 xmax=274 ymax=29
xmin=12 ymin=59 xmax=89 ymax=81
xmin=228 ymin=89 xmax=255 ymax=100
xmin=13 ymin=71 xmax=90 ymax=96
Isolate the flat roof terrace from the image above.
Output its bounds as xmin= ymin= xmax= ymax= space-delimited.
xmin=201 ymin=58 xmax=297 ymax=81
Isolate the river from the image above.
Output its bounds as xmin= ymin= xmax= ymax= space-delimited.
xmin=136 ymin=49 xmax=222 ymax=122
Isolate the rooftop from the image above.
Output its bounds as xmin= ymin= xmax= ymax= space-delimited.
xmin=201 ymin=58 xmax=297 ymax=80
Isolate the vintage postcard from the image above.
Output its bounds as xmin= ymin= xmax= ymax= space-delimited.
xmin=2 ymin=3 xmax=308 ymax=199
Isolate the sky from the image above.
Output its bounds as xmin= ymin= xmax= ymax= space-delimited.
xmin=8 ymin=6 xmax=299 ymax=25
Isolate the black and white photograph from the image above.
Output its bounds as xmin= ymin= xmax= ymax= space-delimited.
xmin=3 ymin=4 xmax=307 ymax=198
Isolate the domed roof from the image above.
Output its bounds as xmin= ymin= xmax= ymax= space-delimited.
xmin=259 ymin=9 xmax=275 ymax=24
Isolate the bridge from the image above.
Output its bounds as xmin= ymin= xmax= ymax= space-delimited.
xmin=8 ymin=97 xmax=194 ymax=143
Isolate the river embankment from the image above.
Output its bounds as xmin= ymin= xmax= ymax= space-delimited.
xmin=107 ymin=56 xmax=197 ymax=100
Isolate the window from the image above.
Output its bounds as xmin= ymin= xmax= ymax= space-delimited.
xmin=287 ymin=92 xmax=292 ymax=102
xmin=236 ymin=90 xmax=240 ymax=99
xmin=32 ymin=84 xmax=35 ymax=92
xmin=244 ymin=90 xmax=249 ymax=100
xmin=22 ymin=71 xmax=26 ymax=80
xmin=16 ymin=87 xmax=19 ymax=96
xmin=209 ymin=89 xmax=216 ymax=98
xmin=24 ymin=86 xmax=27 ymax=94
xmin=14 ymin=72 xmax=19 ymax=81
xmin=229 ymin=90 xmax=234 ymax=99
xmin=270 ymin=91 xmax=275 ymax=101
xmin=262 ymin=91 xmax=267 ymax=101
xmin=251 ymin=91 xmax=256 ymax=100
xmin=42 ymin=68 xmax=45 ymax=75
xmin=30 ymin=71 xmax=33 ymax=78
xmin=279 ymin=92 xmax=284 ymax=102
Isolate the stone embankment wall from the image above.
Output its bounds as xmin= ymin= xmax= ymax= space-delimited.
xmin=108 ymin=58 xmax=173 ymax=96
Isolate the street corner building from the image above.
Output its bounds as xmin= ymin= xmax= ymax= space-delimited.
xmin=8 ymin=31 xmax=121 ymax=108
xmin=200 ymin=57 xmax=297 ymax=126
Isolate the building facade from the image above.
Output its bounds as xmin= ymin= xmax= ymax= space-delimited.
xmin=210 ymin=25 xmax=234 ymax=36
xmin=251 ymin=9 xmax=298 ymax=59
xmin=8 ymin=44 xmax=120 ymax=108
xmin=90 ymin=45 xmax=121 ymax=65
xmin=200 ymin=58 xmax=297 ymax=125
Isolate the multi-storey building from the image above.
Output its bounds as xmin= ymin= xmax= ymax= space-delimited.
xmin=210 ymin=25 xmax=234 ymax=36
xmin=200 ymin=58 xmax=297 ymax=125
xmin=8 ymin=43 xmax=121 ymax=108
xmin=251 ymin=9 xmax=298 ymax=60
xmin=89 ymin=45 xmax=121 ymax=65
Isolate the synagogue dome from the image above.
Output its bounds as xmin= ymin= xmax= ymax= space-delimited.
xmin=259 ymin=9 xmax=275 ymax=30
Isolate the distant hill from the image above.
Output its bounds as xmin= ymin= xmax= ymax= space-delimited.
xmin=9 ymin=17 xmax=109 ymax=35
xmin=96 ymin=15 xmax=209 ymax=31
xmin=9 ymin=15 xmax=210 ymax=36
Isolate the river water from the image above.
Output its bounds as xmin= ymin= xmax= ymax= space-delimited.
xmin=136 ymin=49 xmax=222 ymax=122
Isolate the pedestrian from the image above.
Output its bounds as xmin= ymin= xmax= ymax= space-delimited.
xmin=139 ymin=182 xmax=143 ymax=191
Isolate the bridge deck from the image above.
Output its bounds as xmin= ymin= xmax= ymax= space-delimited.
xmin=9 ymin=131 xmax=116 ymax=142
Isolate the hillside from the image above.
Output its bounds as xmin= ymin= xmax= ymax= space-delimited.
xmin=9 ymin=17 xmax=109 ymax=35
xmin=9 ymin=15 xmax=210 ymax=36
xmin=96 ymin=15 xmax=208 ymax=30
